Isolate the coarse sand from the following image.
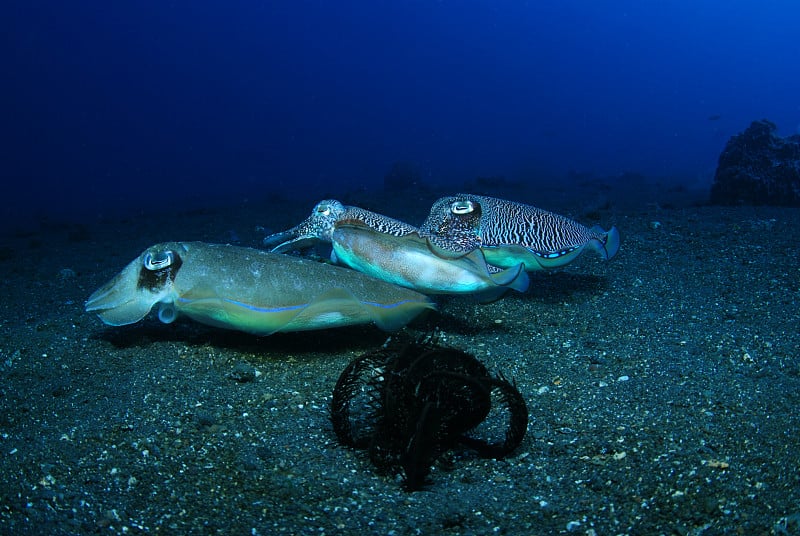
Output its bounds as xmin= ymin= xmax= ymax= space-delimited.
xmin=1 ymin=195 xmax=798 ymax=535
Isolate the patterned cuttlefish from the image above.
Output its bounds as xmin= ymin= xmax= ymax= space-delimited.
xmin=85 ymin=242 xmax=434 ymax=335
xmin=263 ymin=200 xmax=529 ymax=297
xmin=420 ymin=194 xmax=621 ymax=271
xmin=264 ymin=200 xmax=418 ymax=253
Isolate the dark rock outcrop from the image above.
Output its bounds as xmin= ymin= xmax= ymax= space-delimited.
xmin=710 ymin=120 xmax=800 ymax=206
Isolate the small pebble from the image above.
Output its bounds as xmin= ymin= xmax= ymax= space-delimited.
xmin=229 ymin=363 xmax=257 ymax=383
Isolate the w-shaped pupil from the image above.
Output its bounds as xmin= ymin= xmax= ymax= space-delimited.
xmin=144 ymin=250 xmax=174 ymax=271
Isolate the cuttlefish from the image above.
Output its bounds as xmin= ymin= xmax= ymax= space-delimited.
xmin=85 ymin=242 xmax=434 ymax=335
xmin=420 ymin=194 xmax=621 ymax=271
xmin=331 ymin=220 xmax=529 ymax=298
xmin=263 ymin=199 xmax=418 ymax=253
xmin=263 ymin=200 xmax=528 ymax=297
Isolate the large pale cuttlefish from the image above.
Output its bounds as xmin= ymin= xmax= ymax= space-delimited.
xmin=420 ymin=194 xmax=621 ymax=271
xmin=85 ymin=242 xmax=434 ymax=335
xmin=330 ymin=220 xmax=529 ymax=299
xmin=263 ymin=200 xmax=529 ymax=297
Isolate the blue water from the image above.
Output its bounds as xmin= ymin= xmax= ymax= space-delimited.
xmin=4 ymin=1 xmax=799 ymax=228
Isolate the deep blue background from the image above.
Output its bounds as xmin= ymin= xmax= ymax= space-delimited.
xmin=3 ymin=1 xmax=799 ymax=228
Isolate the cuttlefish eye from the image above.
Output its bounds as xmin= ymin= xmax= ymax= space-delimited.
xmin=316 ymin=203 xmax=332 ymax=216
xmin=451 ymin=200 xmax=475 ymax=215
xmin=143 ymin=250 xmax=175 ymax=271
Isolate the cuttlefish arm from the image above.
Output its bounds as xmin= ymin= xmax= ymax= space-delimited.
xmin=263 ymin=199 xmax=419 ymax=253
xmin=421 ymin=194 xmax=621 ymax=271
xmin=330 ymin=222 xmax=529 ymax=298
xmin=86 ymin=242 xmax=434 ymax=335
xmin=263 ymin=200 xmax=348 ymax=252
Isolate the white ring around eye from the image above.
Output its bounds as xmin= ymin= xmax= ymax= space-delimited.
xmin=451 ymin=200 xmax=475 ymax=215
xmin=144 ymin=250 xmax=174 ymax=271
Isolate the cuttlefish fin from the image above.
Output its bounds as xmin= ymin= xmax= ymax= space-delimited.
xmin=486 ymin=261 xmax=529 ymax=293
xmin=463 ymin=261 xmax=529 ymax=303
xmin=482 ymin=225 xmax=620 ymax=272
xmin=174 ymin=285 xmax=283 ymax=336
xmin=423 ymin=236 xmax=530 ymax=295
xmin=177 ymin=286 xmax=432 ymax=335
xmin=277 ymin=287 xmax=434 ymax=333
xmin=589 ymin=225 xmax=621 ymax=260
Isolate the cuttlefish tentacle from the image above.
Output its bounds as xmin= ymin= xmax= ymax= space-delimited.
xmin=85 ymin=242 xmax=434 ymax=335
xmin=330 ymin=221 xmax=529 ymax=299
xmin=263 ymin=200 xmax=418 ymax=253
xmin=420 ymin=194 xmax=621 ymax=271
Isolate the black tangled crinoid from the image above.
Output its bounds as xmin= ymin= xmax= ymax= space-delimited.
xmin=330 ymin=334 xmax=528 ymax=491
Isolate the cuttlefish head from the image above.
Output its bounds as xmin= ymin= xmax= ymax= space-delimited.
xmin=420 ymin=195 xmax=484 ymax=252
xmin=263 ymin=199 xmax=347 ymax=253
xmin=85 ymin=242 xmax=185 ymax=326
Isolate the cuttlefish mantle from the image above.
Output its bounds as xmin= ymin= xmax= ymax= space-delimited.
xmin=85 ymin=242 xmax=434 ymax=335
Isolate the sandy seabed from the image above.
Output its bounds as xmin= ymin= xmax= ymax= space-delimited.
xmin=1 ymin=195 xmax=798 ymax=535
